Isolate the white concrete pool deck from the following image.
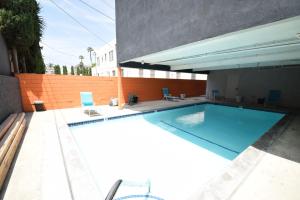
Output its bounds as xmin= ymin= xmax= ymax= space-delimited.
xmin=1 ymin=98 xmax=300 ymax=200
xmin=63 ymin=96 xmax=207 ymax=124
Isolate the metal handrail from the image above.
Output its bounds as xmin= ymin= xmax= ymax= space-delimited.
xmin=105 ymin=179 xmax=123 ymax=200
xmin=105 ymin=179 xmax=158 ymax=200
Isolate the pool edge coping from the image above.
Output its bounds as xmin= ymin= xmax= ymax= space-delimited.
xmin=53 ymin=110 xmax=105 ymax=200
xmin=68 ymin=101 xmax=288 ymax=127
xmin=59 ymin=101 xmax=292 ymax=200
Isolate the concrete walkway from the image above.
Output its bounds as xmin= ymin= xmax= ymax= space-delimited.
xmin=1 ymin=99 xmax=300 ymax=200
xmin=1 ymin=111 xmax=72 ymax=200
xmin=61 ymin=96 xmax=207 ymax=124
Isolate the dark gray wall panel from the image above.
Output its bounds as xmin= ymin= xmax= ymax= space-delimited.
xmin=0 ymin=34 xmax=11 ymax=76
xmin=116 ymin=0 xmax=300 ymax=63
xmin=0 ymin=75 xmax=23 ymax=123
xmin=206 ymin=66 xmax=300 ymax=108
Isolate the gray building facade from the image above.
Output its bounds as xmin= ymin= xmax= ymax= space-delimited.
xmin=0 ymin=33 xmax=11 ymax=76
xmin=0 ymin=33 xmax=22 ymax=123
xmin=116 ymin=0 xmax=300 ymax=64
xmin=116 ymin=0 xmax=300 ymax=108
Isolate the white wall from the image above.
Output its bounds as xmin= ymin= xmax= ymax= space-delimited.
xmin=206 ymin=66 xmax=300 ymax=108
xmin=93 ymin=40 xmax=117 ymax=76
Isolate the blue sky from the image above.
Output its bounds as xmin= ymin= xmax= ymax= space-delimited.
xmin=37 ymin=0 xmax=115 ymax=67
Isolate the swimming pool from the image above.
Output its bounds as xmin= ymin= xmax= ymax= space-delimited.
xmin=70 ymin=103 xmax=284 ymax=199
xmin=143 ymin=104 xmax=284 ymax=160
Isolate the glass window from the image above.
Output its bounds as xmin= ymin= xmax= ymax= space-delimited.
xmin=157 ymin=70 xmax=167 ymax=78
xmin=109 ymin=50 xmax=114 ymax=61
xmin=169 ymin=72 xmax=177 ymax=79
xmin=123 ymin=68 xmax=139 ymax=77
xmin=195 ymin=74 xmax=208 ymax=80
xmin=180 ymin=72 xmax=192 ymax=79
xmin=143 ymin=69 xmax=151 ymax=78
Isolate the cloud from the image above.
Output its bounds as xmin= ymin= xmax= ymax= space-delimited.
xmin=176 ymin=112 xmax=205 ymax=126
xmin=39 ymin=0 xmax=115 ymax=66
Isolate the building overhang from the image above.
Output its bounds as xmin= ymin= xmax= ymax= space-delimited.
xmin=119 ymin=61 xmax=209 ymax=74
xmin=120 ymin=16 xmax=300 ymax=72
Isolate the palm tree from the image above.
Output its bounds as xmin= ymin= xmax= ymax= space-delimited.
xmin=79 ymin=55 xmax=84 ymax=63
xmin=87 ymin=47 xmax=94 ymax=66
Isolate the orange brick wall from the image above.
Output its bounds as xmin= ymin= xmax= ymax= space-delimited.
xmin=16 ymin=74 xmax=206 ymax=112
xmin=16 ymin=74 xmax=118 ymax=112
xmin=119 ymin=77 xmax=206 ymax=104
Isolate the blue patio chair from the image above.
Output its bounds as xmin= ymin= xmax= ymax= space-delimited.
xmin=80 ymin=92 xmax=96 ymax=116
xmin=212 ymin=89 xmax=219 ymax=100
xmin=162 ymin=87 xmax=179 ymax=101
xmin=267 ymin=90 xmax=281 ymax=105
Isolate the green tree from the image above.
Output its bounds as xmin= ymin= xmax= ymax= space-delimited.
xmin=62 ymin=65 xmax=68 ymax=75
xmin=54 ymin=65 xmax=61 ymax=75
xmin=0 ymin=0 xmax=45 ymax=73
xmin=76 ymin=58 xmax=85 ymax=75
xmin=88 ymin=67 xmax=92 ymax=76
xmin=71 ymin=66 xmax=74 ymax=75
xmin=87 ymin=47 xmax=94 ymax=66
xmin=76 ymin=67 xmax=81 ymax=75
xmin=82 ymin=67 xmax=87 ymax=76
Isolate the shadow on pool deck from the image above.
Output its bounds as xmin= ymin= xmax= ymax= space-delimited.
xmin=253 ymin=111 xmax=300 ymax=164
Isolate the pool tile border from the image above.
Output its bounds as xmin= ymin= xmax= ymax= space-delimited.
xmin=68 ymin=101 xmax=287 ymax=127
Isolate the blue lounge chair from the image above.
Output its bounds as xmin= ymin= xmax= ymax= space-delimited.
xmin=162 ymin=88 xmax=179 ymax=101
xmin=80 ymin=92 xmax=96 ymax=116
xmin=267 ymin=90 xmax=281 ymax=105
xmin=212 ymin=89 xmax=219 ymax=101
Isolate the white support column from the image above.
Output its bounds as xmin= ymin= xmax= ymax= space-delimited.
xmin=150 ymin=70 xmax=155 ymax=78
xmin=166 ymin=71 xmax=170 ymax=79
xmin=139 ymin=69 xmax=143 ymax=78
xmin=191 ymin=73 xmax=196 ymax=80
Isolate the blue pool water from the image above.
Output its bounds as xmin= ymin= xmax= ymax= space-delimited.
xmin=143 ymin=104 xmax=284 ymax=160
